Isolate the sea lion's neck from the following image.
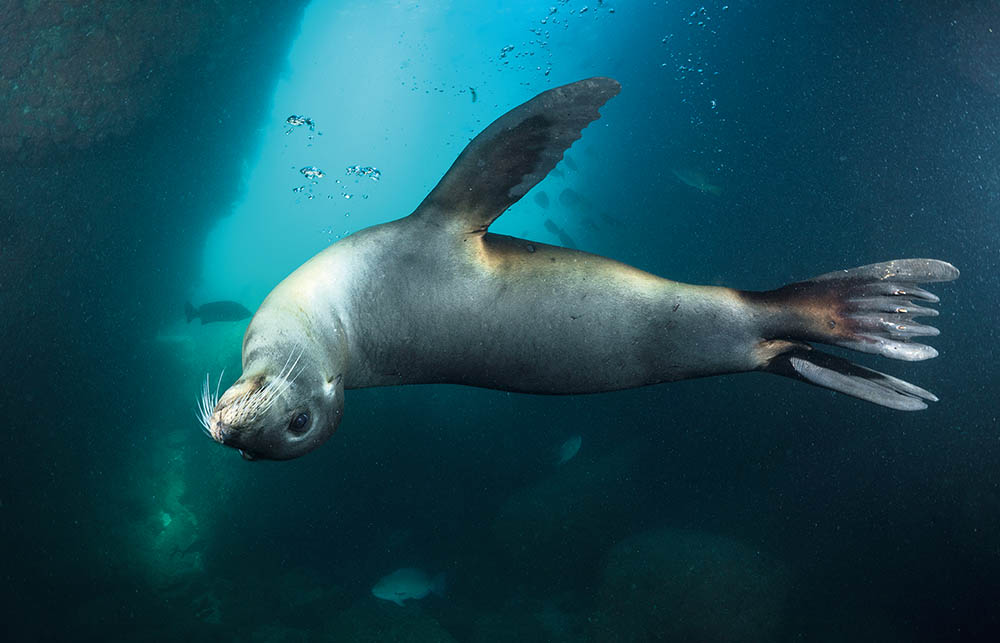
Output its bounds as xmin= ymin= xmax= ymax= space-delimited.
xmin=242 ymin=267 xmax=350 ymax=385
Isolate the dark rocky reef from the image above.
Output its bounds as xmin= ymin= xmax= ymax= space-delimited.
xmin=1 ymin=1 xmax=205 ymax=161
xmin=0 ymin=0 xmax=309 ymax=393
xmin=0 ymin=1 xmax=310 ymax=638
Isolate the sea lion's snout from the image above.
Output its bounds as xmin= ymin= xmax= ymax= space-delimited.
xmin=210 ymin=418 xmax=226 ymax=443
xmin=197 ymin=356 xmax=345 ymax=461
xmin=197 ymin=374 xmax=266 ymax=447
xmin=207 ymin=402 xmax=265 ymax=457
xmin=209 ymin=417 xmax=234 ymax=445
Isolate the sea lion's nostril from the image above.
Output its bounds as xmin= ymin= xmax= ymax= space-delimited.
xmin=211 ymin=421 xmax=232 ymax=444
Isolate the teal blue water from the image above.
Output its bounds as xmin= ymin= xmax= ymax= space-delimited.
xmin=4 ymin=1 xmax=998 ymax=641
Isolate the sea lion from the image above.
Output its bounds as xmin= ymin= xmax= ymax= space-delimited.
xmin=197 ymin=77 xmax=958 ymax=461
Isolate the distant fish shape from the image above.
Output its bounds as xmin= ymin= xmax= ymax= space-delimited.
xmin=185 ymin=301 xmax=252 ymax=325
xmin=372 ymin=568 xmax=446 ymax=607
xmin=534 ymin=190 xmax=550 ymax=209
xmin=543 ymin=219 xmax=579 ymax=250
xmin=559 ymin=187 xmax=605 ymax=223
xmin=556 ymin=435 xmax=582 ymax=465
xmin=561 ymin=154 xmax=578 ymax=171
xmin=154 ymin=332 xmax=195 ymax=346
xmin=671 ymin=168 xmax=722 ymax=196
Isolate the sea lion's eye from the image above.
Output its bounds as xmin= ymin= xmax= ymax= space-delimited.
xmin=289 ymin=412 xmax=310 ymax=434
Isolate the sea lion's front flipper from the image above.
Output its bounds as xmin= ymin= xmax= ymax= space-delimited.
xmin=413 ymin=77 xmax=620 ymax=235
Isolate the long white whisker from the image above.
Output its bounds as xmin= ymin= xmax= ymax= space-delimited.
xmin=215 ymin=369 xmax=225 ymax=402
xmin=257 ymin=347 xmax=304 ymax=415
xmin=197 ymin=371 xmax=226 ymax=435
xmin=267 ymin=351 xmax=296 ymax=393
xmin=283 ymin=360 xmax=307 ymax=391
xmin=195 ymin=410 xmax=211 ymax=436
xmin=197 ymin=373 xmax=209 ymax=430
xmin=213 ymin=345 xmax=308 ymax=426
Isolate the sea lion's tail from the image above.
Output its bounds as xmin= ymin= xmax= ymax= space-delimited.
xmin=749 ymin=259 xmax=959 ymax=410
xmin=185 ymin=301 xmax=198 ymax=323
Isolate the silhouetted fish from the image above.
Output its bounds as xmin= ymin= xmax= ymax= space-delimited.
xmin=555 ymin=435 xmax=582 ymax=465
xmin=372 ymin=568 xmax=446 ymax=606
xmin=185 ymin=301 xmax=252 ymax=325
xmin=559 ymin=188 xmax=583 ymax=208
xmin=544 ymin=219 xmax=579 ymax=250
xmin=534 ymin=191 xmax=550 ymax=209
xmin=562 ymin=154 xmax=578 ymax=171
xmin=671 ymin=168 xmax=722 ymax=196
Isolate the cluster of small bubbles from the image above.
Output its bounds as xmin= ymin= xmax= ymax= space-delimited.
xmin=300 ymin=166 xmax=325 ymax=180
xmin=291 ymin=166 xmax=327 ymax=200
xmin=345 ymin=165 xmax=381 ymax=181
xmin=685 ymin=5 xmax=727 ymax=34
xmin=320 ymin=225 xmax=352 ymax=243
xmin=283 ymin=120 xmax=380 ymax=215
xmin=656 ymin=3 xmax=733 ymax=176
xmin=286 ymin=115 xmax=315 ymax=131
xmin=323 ymin=179 xmax=354 ymax=201
xmin=284 ymin=114 xmax=322 ymax=143
xmin=492 ymin=0 xmax=615 ymax=79
xmin=657 ymin=1 xmax=732 ymax=119
xmin=675 ymin=59 xmax=713 ymax=80
xmin=399 ymin=73 xmax=479 ymax=99
xmin=686 ymin=109 xmax=705 ymax=127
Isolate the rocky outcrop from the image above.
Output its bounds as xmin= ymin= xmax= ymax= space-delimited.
xmin=0 ymin=1 xmax=217 ymax=161
xmin=0 ymin=2 xmax=309 ymax=639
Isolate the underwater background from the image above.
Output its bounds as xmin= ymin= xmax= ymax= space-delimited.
xmin=2 ymin=0 xmax=998 ymax=640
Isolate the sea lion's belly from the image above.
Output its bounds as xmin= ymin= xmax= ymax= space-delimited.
xmin=346 ymin=229 xmax=758 ymax=393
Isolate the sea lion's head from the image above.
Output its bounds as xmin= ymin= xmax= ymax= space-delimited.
xmin=198 ymin=350 xmax=344 ymax=460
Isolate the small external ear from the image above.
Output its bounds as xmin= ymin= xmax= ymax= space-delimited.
xmin=324 ymin=373 xmax=343 ymax=397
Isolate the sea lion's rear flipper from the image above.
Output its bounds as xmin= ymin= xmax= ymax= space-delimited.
xmin=765 ymin=345 xmax=939 ymax=410
xmin=754 ymin=258 xmax=959 ymax=409
xmin=412 ymin=77 xmax=620 ymax=235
